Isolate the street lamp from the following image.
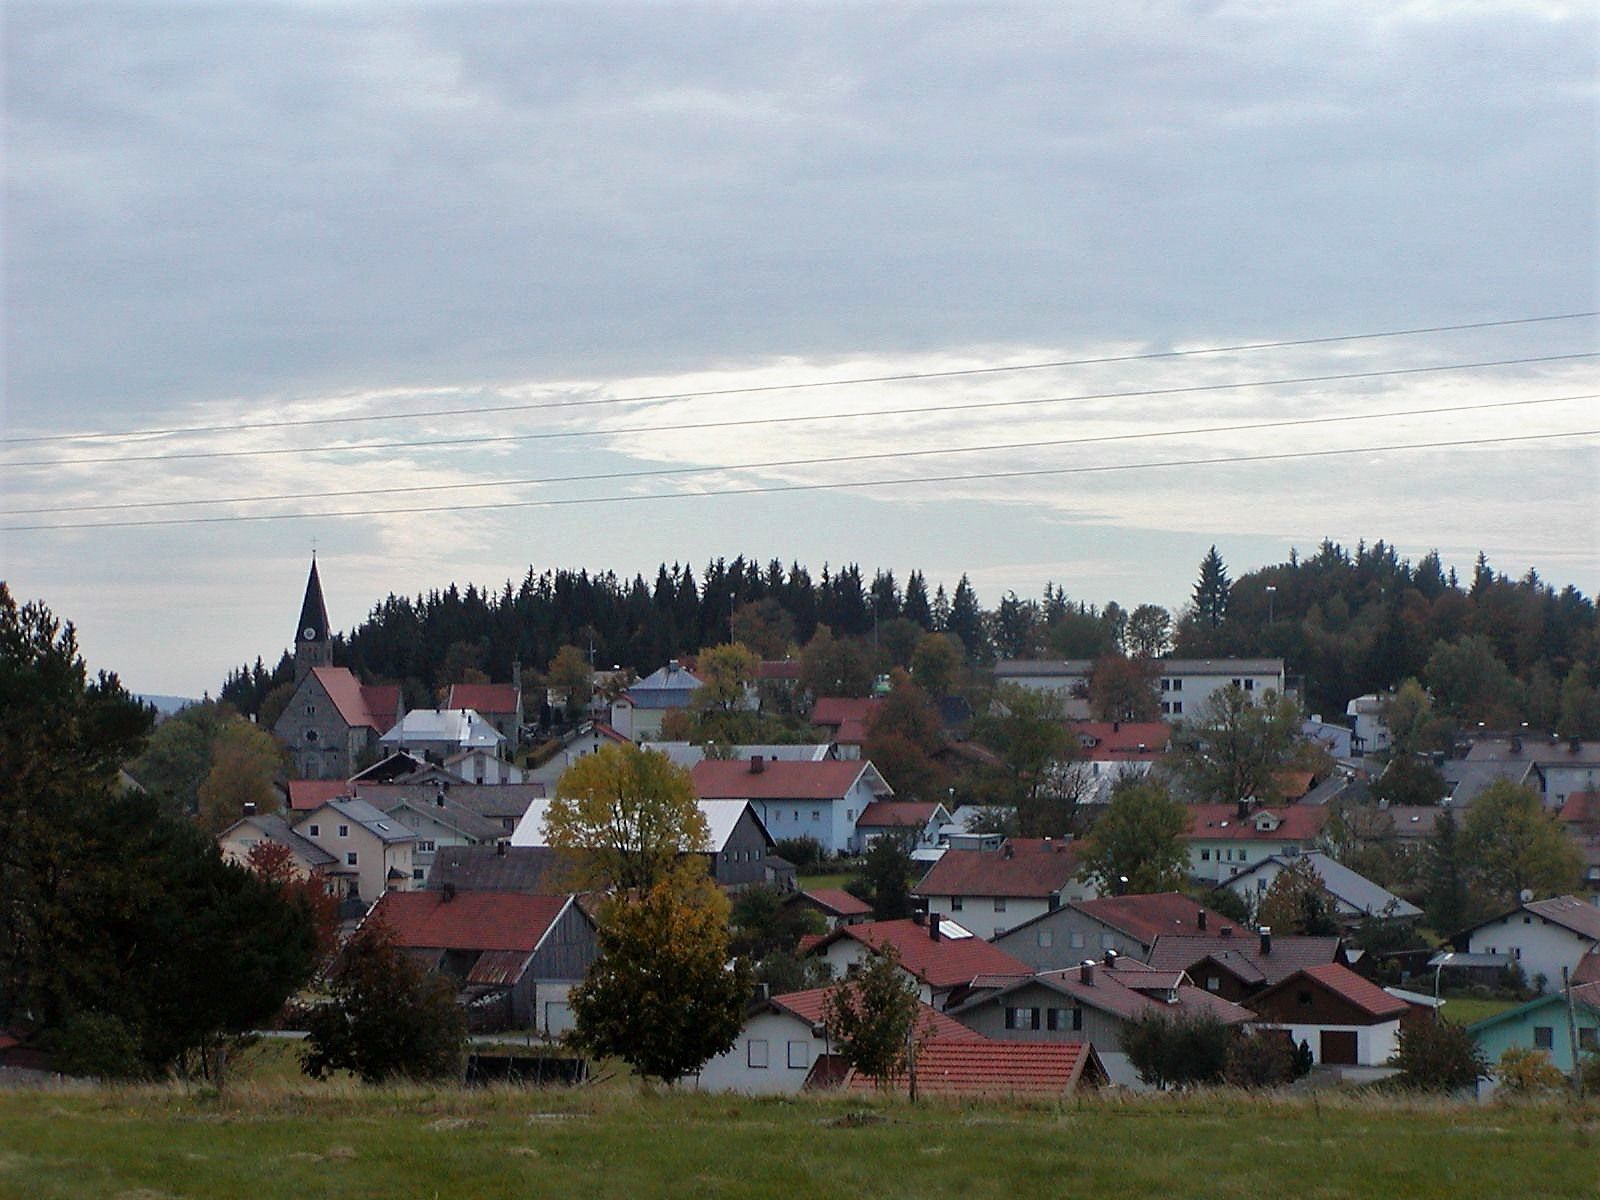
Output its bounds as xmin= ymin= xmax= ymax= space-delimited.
xmin=1264 ymin=585 xmax=1277 ymax=624
xmin=1432 ymin=951 xmax=1454 ymax=1019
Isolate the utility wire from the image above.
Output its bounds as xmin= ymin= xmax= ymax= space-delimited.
xmin=6 ymin=391 xmax=1592 ymax=518
xmin=6 ymin=428 xmax=1594 ymax=534
xmin=3 ymin=310 xmax=1592 ymax=448
xmin=6 ymin=351 xmax=1594 ymax=471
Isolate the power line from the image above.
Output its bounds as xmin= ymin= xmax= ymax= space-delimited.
xmin=6 ymin=428 xmax=1593 ymax=533
xmin=6 ymin=351 xmax=1594 ymax=471
xmin=2 ymin=310 xmax=1593 ymax=449
xmin=6 ymin=391 xmax=1591 ymax=518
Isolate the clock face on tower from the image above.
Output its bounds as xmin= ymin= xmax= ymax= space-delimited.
xmin=303 ymin=627 xmax=317 ymax=640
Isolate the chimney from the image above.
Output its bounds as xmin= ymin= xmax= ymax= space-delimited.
xmin=512 ymin=659 xmax=523 ymax=694
xmin=1510 ymin=735 xmax=1522 ymax=754
xmin=242 ymin=801 xmax=256 ymax=817
xmin=1079 ymin=959 xmax=1095 ymax=986
xmin=1103 ymin=948 xmax=1119 ymax=968
xmin=1196 ymin=910 xmax=1208 ymax=931
xmin=1113 ymin=720 xmax=1120 ymax=733
xmin=1003 ymin=842 xmax=1014 ymax=859
xmin=496 ymin=839 xmax=507 ymax=857
xmin=1236 ymin=798 xmax=1250 ymax=820
xmin=1258 ymin=925 xmax=1272 ymax=956
xmin=928 ymin=915 xmax=941 ymax=942
xmin=442 ymin=882 xmax=457 ymax=903
xmin=435 ymin=787 xmax=446 ymax=808
xmin=912 ymin=910 xmax=925 ymax=927
xmin=750 ymin=755 xmax=765 ymax=774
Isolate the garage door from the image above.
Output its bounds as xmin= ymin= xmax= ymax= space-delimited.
xmin=543 ymin=1000 xmax=574 ymax=1037
xmin=1320 ymin=1030 xmax=1357 ymax=1066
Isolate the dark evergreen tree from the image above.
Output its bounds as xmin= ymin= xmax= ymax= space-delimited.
xmin=1193 ymin=545 xmax=1231 ymax=628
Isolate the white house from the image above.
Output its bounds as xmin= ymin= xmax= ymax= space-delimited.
xmin=1248 ymin=963 xmax=1407 ymax=1068
xmin=291 ymin=797 xmax=416 ymax=903
xmin=610 ymin=661 xmax=703 ymax=741
xmin=378 ymin=708 xmax=505 ymax=762
xmin=996 ymin=658 xmax=1286 ymax=722
xmin=690 ymin=756 xmax=893 ymax=858
xmin=913 ymin=838 xmax=1095 ymax=940
xmin=693 ymin=985 xmax=982 ymax=1093
xmin=1456 ymin=895 xmax=1600 ymax=993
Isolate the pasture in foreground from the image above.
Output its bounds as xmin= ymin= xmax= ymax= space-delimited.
xmin=0 ymin=1082 xmax=1595 ymax=1200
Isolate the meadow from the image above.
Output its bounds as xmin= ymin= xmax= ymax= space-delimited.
xmin=1 ymin=1077 xmax=1595 ymax=1200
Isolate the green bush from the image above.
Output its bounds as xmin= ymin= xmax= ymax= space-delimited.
xmin=49 ymin=1011 xmax=145 ymax=1080
xmin=775 ymin=837 xmax=827 ymax=871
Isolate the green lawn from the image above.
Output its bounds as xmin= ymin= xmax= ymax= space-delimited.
xmin=1439 ymin=995 xmax=1524 ymax=1026
xmin=796 ymin=870 xmax=859 ymax=892
xmin=1 ymin=1085 xmax=1595 ymax=1200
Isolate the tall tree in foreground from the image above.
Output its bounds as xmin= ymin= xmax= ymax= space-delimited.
xmin=302 ymin=919 xmax=466 ymax=1083
xmin=568 ymin=874 xmax=750 ymax=1083
xmin=823 ymin=944 xmax=932 ymax=1093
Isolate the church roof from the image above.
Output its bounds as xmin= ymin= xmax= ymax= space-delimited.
xmin=296 ymin=558 xmax=331 ymax=643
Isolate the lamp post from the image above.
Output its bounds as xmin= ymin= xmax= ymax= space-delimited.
xmin=1264 ymin=585 xmax=1277 ymax=625
xmin=1432 ymin=951 xmax=1454 ymax=1020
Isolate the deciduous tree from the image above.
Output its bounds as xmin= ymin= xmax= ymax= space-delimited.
xmin=569 ymin=875 xmax=750 ymax=1082
xmin=1168 ymin=685 xmax=1300 ymax=805
xmin=1255 ymin=856 xmax=1340 ymax=936
xmin=1078 ymin=780 xmax=1191 ymax=895
xmin=823 ymin=944 xmax=932 ymax=1091
xmin=1087 ymin=653 xmax=1161 ymax=723
xmin=1460 ymin=779 xmax=1582 ymax=909
xmin=545 ymin=744 xmax=710 ymax=891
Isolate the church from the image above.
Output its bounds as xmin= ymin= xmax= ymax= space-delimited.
xmin=272 ymin=558 xmax=402 ymax=779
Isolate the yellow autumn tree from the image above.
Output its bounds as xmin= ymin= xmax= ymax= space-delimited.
xmin=545 ymin=743 xmax=710 ymax=891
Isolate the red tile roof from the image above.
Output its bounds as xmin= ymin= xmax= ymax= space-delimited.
xmin=1185 ymin=804 xmax=1329 ymax=842
xmin=367 ymin=890 xmax=570 ymax=952
xmin=1275 ymin=770 xmax=1318 ymax=801
xmin=914 ymin=839 xmax=1082 ymax=900
xmin=1559 ymin=791 xmax=1599 ymax=824
xmin=691 ymin=758 xmax=885 ymax=802
xmin=1270 ymin=963 xmax=1409 ymax=1021
xmin=1574 ymin=948 xmax=1600 ymax=986
xmin=796 ymin=888 xmax=872 ymax=917
xmin=758 ymin=660 xmax=802 ymax=681
xmin=288 ymin=779 xmax=353 ymax=811
xmin=857 ymin=801 xmax=941 ymax=829
xmin=1072 ymin=721 xmax=1172 ymax=760
xmin=312 ymin=666 xmax=401 ymax=734
xmin=1006 ymin=961 xmax=1255 ymax=1025
xmin=812 ymin=918 xmax=1031 ymax=990
xmin=1068 ymin=893 xmax=1238 ymax=946
xmin=846 ymin=1039 xmax=1102 ymax=1097
xmin=445 ymin=683 xmax=520 ymax=715
xmin=768 ymin=986 xmax=983 ymax=1042
xmin=810 ymin=697 xmax=883 ymax=745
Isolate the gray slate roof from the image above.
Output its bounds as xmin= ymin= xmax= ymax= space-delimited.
xmin=424 ymin=845 xmax=575 ymax=894
xmin=318 ymin=797 xmax=417 ymax=843
xmin=1218 ymin=851 xmax=1423 ymax=920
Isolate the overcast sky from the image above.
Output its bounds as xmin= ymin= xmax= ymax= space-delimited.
xmin=3 ymin=1 xmax=1596 ymax=698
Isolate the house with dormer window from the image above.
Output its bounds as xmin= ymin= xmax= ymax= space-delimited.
xmin=1183 ymin=802 xmax=1329 ymax=883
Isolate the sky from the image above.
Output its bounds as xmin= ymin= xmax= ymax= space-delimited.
xmin=3 ymin=1 xmax=1597 ymax=699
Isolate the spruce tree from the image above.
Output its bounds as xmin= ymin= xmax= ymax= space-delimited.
xmin=1193 ymin=546 xmax=1231 ymax=628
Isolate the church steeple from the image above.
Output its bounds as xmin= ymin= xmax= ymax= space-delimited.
xmin=294 ymin=557 xmax=333 ymax=681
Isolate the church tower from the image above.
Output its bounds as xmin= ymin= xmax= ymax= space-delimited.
xmin=294 ymin=556 xmax=333 ymax=682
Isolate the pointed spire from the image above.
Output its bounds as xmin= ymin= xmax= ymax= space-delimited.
xmin=294 ymin=558 xmax=333 ymax=682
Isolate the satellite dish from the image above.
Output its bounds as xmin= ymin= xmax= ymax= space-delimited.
xmin=1519 ymin=888 xmax=1534 ymax=903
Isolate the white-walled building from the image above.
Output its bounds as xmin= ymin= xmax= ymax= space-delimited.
xmin=1457 ymin=895 xmax=1600 ymax=993
xmin=996 ymin=658 xmax=1286 ymax=722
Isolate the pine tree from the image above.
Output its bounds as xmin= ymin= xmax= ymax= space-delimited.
xmin=1193 ymin=546 xmax=1231 ymax=628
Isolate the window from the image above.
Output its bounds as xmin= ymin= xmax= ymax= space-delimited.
xmin=308 ymin=824 xmax=320 ymax=837
xmin=412 ymin=868 xmax=425 ymax=881
xmin=1047 ymin=1008 xmax=1061 ymax=1032
xmin=1160 ymin=678 xmax=1171 ymax=692
xmin=1100 ymin=932 xmax=1116 ymax=949
xmin=338 ymin=824 xmax=349 ymax=838
xmin=994 ymin=897 xmax=1008 ymax=912
xmin=1206 ymin=976 xmax=1220 ymax=992
xmin=304 ymin=729 xmax=319 ymax=743
xmin=1069 ymin=932 xmax=1085 ymax=949
xmin=1244 ymin=679 xmax=1254 ymax=692
xmin=419 ymin=840 xmax=435 ymax=852
xmin=305 ymin=704 xmax=316 ymax=716
xmin=1297 ymin=989 xmax=1313 ymax=1007
xmin=1201 ymin=849 xmax=1210 ymax=862
xmin=747 ymin=1040 xmax=769 ymax=1068
xmin=1580 ymin=1028 xmax=1598 ymax=1052
xmin=1171 ymin=701 xmax=1182 ymax=715
xmin=1037 ymin=929 xmax=1053 ymax=948
xmin=1005 ymin=1007 xmax=1041 ymax=1031
xmin=1534 ymin=1026 xmax=1555 ymax=1050
xmin=1072 ymin=1006 xmax=1083 ymax=1032
xmin=846 ymin=809 xmax=854 ymax=821
xmin=346 ymin=852 xmax=358 ymax=866
xmin=950 ymin=897 xmax=964 ymax=912
xmin=811 ymin=810 xmax=820 ymax=822
xmin=1171 ymin=679 xmax=1182 ymax=692
xmin=788 ymin=1041 xmax=810 ymax=1069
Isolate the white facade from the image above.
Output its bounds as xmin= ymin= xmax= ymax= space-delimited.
xmin=694 ymin=1009 xmax=825 ymax=1094
xmin=1465 ymin=909 xmax=1600 ymax=993
xmin=923 ymin=894 xmax=1055 ymax=941
xmin=1345 ymin=694 xmax=1391 ymax=758
xmin=750 ymin=779 xmax=884 ymax=859
xmin=815 ymin=939 xmax=933 ymax=1005
xmin=996 ymin=658 xmax=1285 ymax=723
xmin=1267 ymin=1019 xmax=1400 ymax=1067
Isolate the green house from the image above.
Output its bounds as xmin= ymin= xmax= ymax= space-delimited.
xmin=1467 ymin=982 xmax=1600 ymax=1077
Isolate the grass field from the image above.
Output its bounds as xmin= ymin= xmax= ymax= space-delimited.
xmin=796 ymin=869 xmax=859 ymax=892
xmin=1 ymin=1083 xmax=1595 ymax=1200
xmin=1438 ymin=995 xmax=1524 ymax=1026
